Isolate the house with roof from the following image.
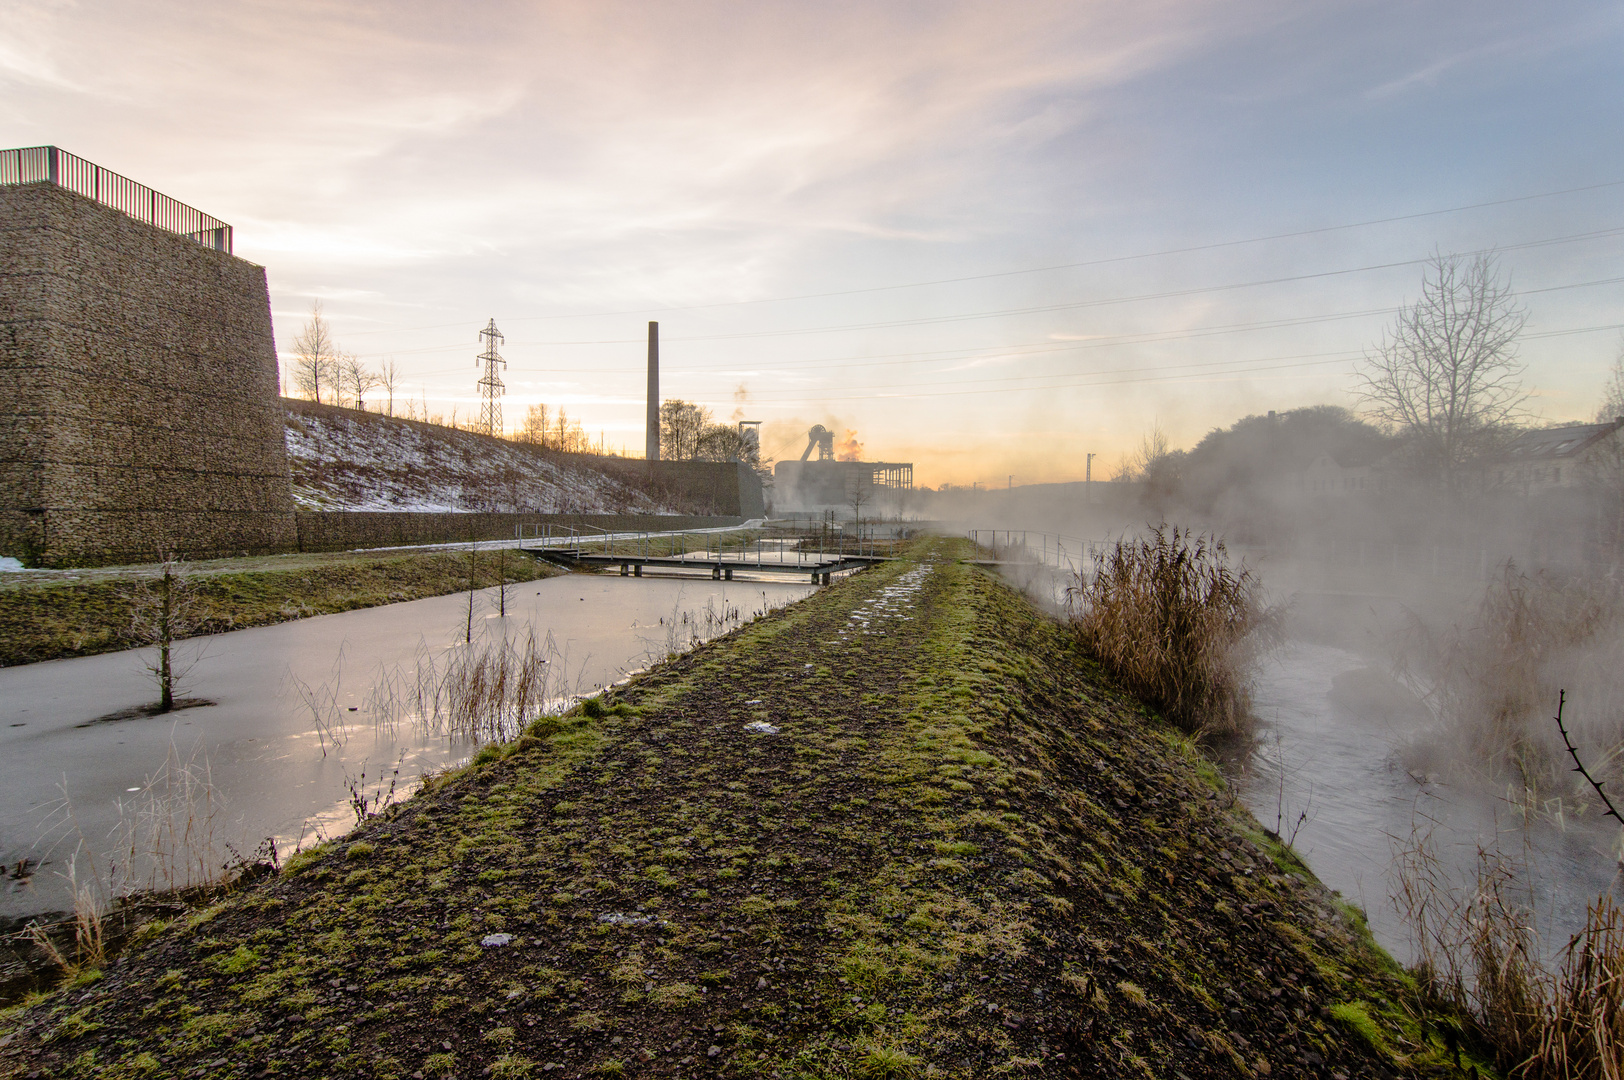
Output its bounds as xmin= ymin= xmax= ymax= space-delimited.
xmin=1490 ymin=418 xmax=1624 ymax=492
xmin=1294 ymin=453 xmax=1377 ymax=497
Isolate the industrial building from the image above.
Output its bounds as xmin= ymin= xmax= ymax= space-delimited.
xmin=772 ymin=425 xmax=913 ymax=512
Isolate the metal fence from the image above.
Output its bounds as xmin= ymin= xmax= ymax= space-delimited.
xmin=0 ymin=145 xmax=232 ymax=253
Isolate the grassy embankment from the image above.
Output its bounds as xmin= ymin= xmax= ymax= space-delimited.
xmin=0 ymin=549 xmax=557 ymax=667
xmin=0 ymin=540 xmax=1481 ymax=1078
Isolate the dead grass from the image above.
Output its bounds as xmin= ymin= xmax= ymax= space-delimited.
xmin=1065 ymin=524 xmax=1278 ymax=736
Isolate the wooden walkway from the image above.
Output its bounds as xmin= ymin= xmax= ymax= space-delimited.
xmin=526 ymin=547 xmax=889 ymax=584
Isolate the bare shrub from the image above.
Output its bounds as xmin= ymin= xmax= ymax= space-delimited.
xmin=1397 ymin=563 xmax=1624 ymax=803
xmin=1065 ymin=525 xmax=1278 ymax=736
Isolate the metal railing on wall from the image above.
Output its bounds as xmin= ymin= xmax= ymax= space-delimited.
xmin=0 ymin=145 xmax=232 ymax=253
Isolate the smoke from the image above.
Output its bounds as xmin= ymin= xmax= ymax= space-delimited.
xmin=837 ymin=429 xmax=864 ymax=461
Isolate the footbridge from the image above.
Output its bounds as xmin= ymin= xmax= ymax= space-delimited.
xmin=521 ymin=523 xmax=896 ymax=584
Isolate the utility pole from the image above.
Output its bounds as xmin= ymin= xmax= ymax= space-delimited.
xmin=1086 ymin=453 xmax=1095 ymax=482
xmin=476 ymin=318 xmax=506 ymax=436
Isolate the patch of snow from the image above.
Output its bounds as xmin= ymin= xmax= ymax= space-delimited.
xmin=284 ymin=408 xmax=678 ymax=514
xmin=0 ymin=557 xmax=26 ymax=572
xmin=744 ymin=720 xmax=780 ymax=735
xmin=480 ymin=933 xmax=514 ymax=947
xmin=598 ymin=912 xmax=660 ymax=927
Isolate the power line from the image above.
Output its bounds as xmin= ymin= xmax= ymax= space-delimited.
xmin=336 ymin=176 xmax=1624 ymax=335
xmin=383 ymin=271 xmax=1624 ymax=384
xmin=736 ymin=321 xmax=1624 ymax=403
xmin=350 ymin=227 xmax=1624 ymax=367
xmin=388 ymin=317 xmax=1624 ymax=408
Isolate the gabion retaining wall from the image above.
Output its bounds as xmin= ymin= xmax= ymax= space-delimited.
xmin=0 ymin=182 xmax=298 ymax=566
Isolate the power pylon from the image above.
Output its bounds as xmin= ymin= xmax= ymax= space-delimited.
xmin=476 ymin=318 xmax=506 ymax=436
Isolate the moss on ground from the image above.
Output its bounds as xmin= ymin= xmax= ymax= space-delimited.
xmin=0 ymin=540 xmax=1480 ymax=1078
xmin=0 ymin=548 xmax=554 ymax=666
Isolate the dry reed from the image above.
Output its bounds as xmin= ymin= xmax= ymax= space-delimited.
xmin=109 ymin=743 xmax=231 ymax=897
xmin=1066 ymin=525 xmax=1278 ymax=736
xmin=26 ymin=745 xmax=235 ymax=979
xmin=24 ymin=853 xmax=104 ymax=976
xmin=377 ymin=628 xmax=575 ymax=745
xmin=1392 ymin=825 xmax=1624 ymax=1078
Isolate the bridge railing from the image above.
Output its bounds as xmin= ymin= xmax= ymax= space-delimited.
xmin=0 ymin=145 xmax=232 ymax=253
xmin=966 ymin=529 xmax=1112 ymax=577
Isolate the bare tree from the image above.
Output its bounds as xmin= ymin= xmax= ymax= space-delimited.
xmin=1357 ymin=252 xmax=1527 ymax=489
xmin=378 ymin=357 xmax=402 ymax=417
xmin=129 ymin=555 xmax=203 ymax=713
xmin=290 ymin=301 xmax=339 ymax=405
xmin=517 ymin=403 xmax=551 ymax=446
xmin=1596 ymin=336 xmax=1624 ymax=423
xmin=1132 ymin=425 xmax=1172 ymax=476
xmin=1584 ymin=338 xmax=1624 ymax=561
xmin=338 ymin=354 xmax=380 ymax=411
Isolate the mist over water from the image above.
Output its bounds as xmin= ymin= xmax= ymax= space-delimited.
xmin=943 ymin=405 xmax=1624 ymax=961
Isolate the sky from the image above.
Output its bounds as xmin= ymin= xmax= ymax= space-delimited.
xmin=3 ymin=0 xmax=1623 ymax=487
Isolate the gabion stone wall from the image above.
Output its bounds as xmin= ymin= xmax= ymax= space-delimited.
xmin=0 ymin=182 xmax=297 ymax=567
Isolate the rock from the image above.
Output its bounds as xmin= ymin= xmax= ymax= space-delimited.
xmin=756 ymin=976 xmax=769 ymax=989
xmin=708 ymin=1045 xmax=723 ymax=1058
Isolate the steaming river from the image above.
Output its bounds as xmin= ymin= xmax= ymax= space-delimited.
xmin=1242 ymin=640 xmax=1622 ymax=965
xmin=0 ymin=572 xmax=812 ymax=925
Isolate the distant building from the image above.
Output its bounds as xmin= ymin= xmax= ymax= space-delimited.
xmin=1490 ymin=419 xmax=1624 ymax=492
xmin=1294 ymin=454 xmax=1376 ymax=497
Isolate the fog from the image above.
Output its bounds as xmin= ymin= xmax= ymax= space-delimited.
xmin=903 ymin=401 xmax=1624 ymax=959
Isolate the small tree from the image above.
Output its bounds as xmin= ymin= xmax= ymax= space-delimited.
xmin=378 ymin=357 xmax=402 ymax=417
xmin=338 ymin=354 xmax=380 ymax=411
xmin=695 ymin=424 xmax=760 ymax=465
xmin=849 ymin=481 xmax=871 ymax=550
xmin=290 ymin=301 xmax=340 ymax=405
xmin=1357 ymin=252 xmax=1527 ymax=489
xmin=129 ymin=555 xmax=202 ymax=712
xmin=465 ymin=535 xmax=480 ymax=644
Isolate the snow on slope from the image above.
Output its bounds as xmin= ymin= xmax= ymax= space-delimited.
xmin=284 ymin=404 xmax=671 ymax=513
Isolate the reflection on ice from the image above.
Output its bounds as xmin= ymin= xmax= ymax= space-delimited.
xmin=0 ymin=574 xmax=812 ymax=923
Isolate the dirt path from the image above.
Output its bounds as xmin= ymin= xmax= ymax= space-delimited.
xmin=0 ymin=541 xmax=1480 ymax=1078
